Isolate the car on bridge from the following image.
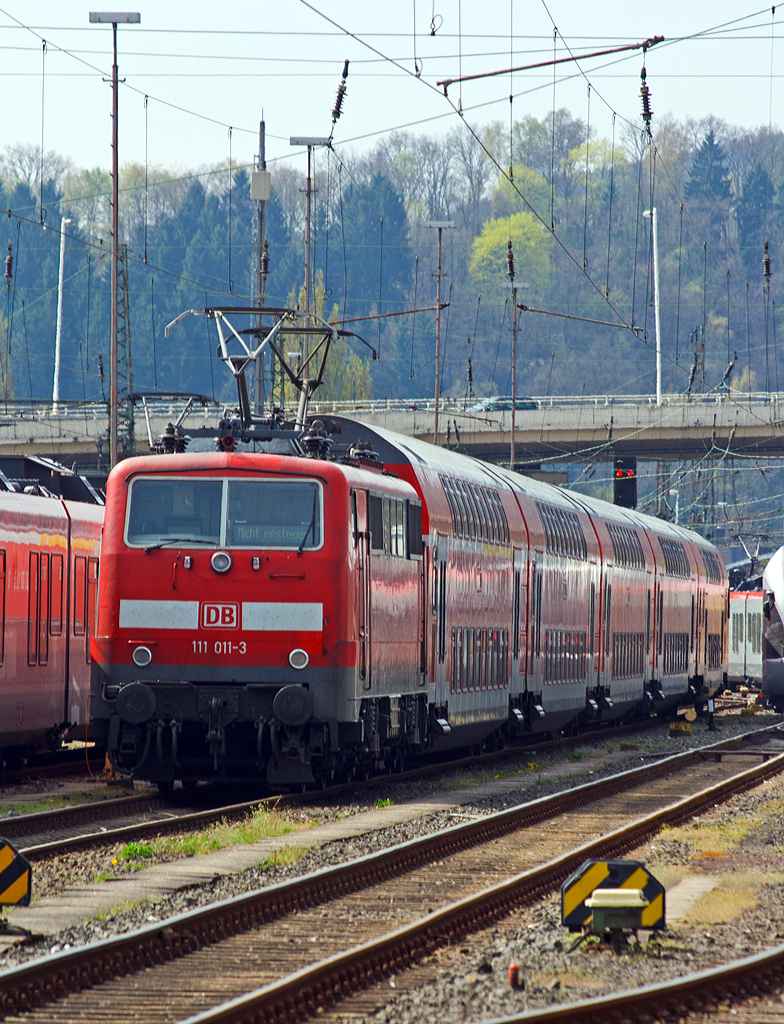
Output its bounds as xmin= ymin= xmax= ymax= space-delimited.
xmin=469 ymin=395 xmax=538 ymax=412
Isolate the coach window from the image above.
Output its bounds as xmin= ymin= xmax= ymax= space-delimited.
xmin=0 ymin=549 xmax=4 ymax=665
xmin=73 ymin=556 xmax=87 ymax=636
xmin=443 ymin=483 xmax=458 ymax=535
xmin=368 ymin=495 xmax=384 ymax=551
xmin=407 ymin=502 xmax=423 ymax=558
xmin=393 ymin=499 xmax=406 ymax=557
xmin=382 ymin=497 xmax=391 ymax=553
xmin=39 ymin=554 xmax=49 ymax=666
xmin=478 ymin=489 xmax=492 ymax=543
xmin=472 ymin=489 xmax=484 ymax=541
xmin=87 ymin=558 xmax=99 ymax=661
xmin=50 ymin=554 xmax=64 ymax=636
xmin=448 ymin=482 xmax=463 ymax=538
xmin=28 ymin=552 xmax=39 ymax=666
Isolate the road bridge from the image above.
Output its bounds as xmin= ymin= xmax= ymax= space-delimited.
xmin=2 ymin=392 xmax=783 ymax=472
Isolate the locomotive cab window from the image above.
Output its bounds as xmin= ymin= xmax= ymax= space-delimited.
xmin=126 ymin=478 xmax=222 ymax=545
xmin=125 ymin=476 xmax=322 ymax=551
xmin=227 ymin=480 xmax=320 ymax=549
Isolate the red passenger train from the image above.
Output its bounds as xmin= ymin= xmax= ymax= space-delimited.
xmin=0 ymin=458 xmax=104 ymax=759
xmin=89 ymin=417 xmax=728 ymax=788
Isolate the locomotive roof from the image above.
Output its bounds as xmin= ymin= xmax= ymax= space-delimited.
xmin=324 ymin=416 xmax=720 ymax=556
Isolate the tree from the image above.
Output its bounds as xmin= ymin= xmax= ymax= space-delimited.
xmin=684 ymin=129 xmax=732 ymax=243
xmin=469 ymin=211 xmax=551 ymax=300
xmin=736 ymin=163 xmax=775 ymax=273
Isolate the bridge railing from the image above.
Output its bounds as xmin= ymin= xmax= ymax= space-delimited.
xmin=0 ymin=390 xmax=781 ymax=423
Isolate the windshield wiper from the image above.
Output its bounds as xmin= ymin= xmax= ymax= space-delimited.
xmin=296 ymin=490 xmax=318 ymax=556
xmin=144 ymin=536 xmax=206 ymax=554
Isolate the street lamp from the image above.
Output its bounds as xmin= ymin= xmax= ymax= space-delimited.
xmin=89 ymin=11 xmax=140 ymax=467
xmin=643 ymin=208 xmax=662 ymax=407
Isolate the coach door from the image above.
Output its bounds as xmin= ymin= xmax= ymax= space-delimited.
xmin=513 ymin=549 xmax=526 ymax=691
xmin=353 ymin=490 xmax=371 ymax=689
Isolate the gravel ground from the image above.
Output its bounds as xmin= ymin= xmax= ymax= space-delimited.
xmin=0 ymin=711 xmax=780 ymax=989
xmin=353 ymin=780 xmax=784 ymax=1024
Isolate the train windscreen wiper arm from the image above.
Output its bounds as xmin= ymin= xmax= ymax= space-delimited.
xmin=144 ymin=536 xmax=205 ymax=554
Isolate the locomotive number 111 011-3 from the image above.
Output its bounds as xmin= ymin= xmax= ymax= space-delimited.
xmin=192 ymin=640 xmax=247 ymax=655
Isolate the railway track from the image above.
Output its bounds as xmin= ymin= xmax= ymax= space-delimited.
xmin=1 ymin=726 xmax=782 ymax=1022
xmin=473 ymin=943 xmax=784 ymax=1022
xmin=0 ymin=715 xmax=684 ymax=860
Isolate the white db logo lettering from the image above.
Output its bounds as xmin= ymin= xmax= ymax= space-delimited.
xmin=202 ymin=603 xmax=239 ymax=629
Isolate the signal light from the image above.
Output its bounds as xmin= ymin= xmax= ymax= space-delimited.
xmin=613 ymin=457 xmax=637 ymax=508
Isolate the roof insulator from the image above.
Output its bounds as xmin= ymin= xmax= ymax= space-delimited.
xmin=640 ymin=67 xmax=653 ymax=134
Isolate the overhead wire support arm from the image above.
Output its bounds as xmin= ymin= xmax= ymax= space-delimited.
xmin=330 ymin=302 xmax=449 ymax=325
xmin=516 ymin=303 xmax=644 ymax=335
xmin=436 ymin=36 xmax=664 ymax=95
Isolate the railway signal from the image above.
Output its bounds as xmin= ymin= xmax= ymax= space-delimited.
xmin=613 ymin=457 xmax=637 ymax=509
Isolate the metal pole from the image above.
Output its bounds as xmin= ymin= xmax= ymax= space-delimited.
xmin=254 ymin=119 xmax=266 ymax=415
xmin=510 ymin=286 xmax=518 ymax=470
xmin=652 ymin=207 xmax=661 ymax=406
xmin=304 ymin=145 xmax=312 ymax=316
xmin=434 ymin=226 xmax=443 ymax=446
xmin=110 ymin=20 xmax=119 ymax=467
xmin=53 ymin=217 xmax=72 ymax=413
xmin=644 ymin=207 xmax=661 ymax=406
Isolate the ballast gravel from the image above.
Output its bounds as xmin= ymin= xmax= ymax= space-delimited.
xmin=0 ymin=710 xmax=781 ymax=1019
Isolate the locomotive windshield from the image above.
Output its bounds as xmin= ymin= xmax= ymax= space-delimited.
xmin=125 ymin=476 xmax=322 ymax=550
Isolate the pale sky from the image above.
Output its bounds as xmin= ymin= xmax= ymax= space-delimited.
xmin=0 ymin=2 xmax=779 ymax=182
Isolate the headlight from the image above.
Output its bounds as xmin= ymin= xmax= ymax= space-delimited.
xmin=289 ymin=648 xmax=309 ymax=670
xmin=211 ymin=551 xmax=232 ymax=573
xmin=132 ymin=646 xmax=153 ymax=667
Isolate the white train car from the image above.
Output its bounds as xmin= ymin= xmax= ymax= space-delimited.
xmin=762 ymin=547 xmax=784 ymax=710
xmin=728 ymin=591 xmax=763 ymax=686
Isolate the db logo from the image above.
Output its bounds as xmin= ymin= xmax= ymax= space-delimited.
xmin=202 ymin=603 xmax=239 ymax=629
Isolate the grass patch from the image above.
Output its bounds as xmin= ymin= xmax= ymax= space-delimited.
xmin=95 ymin=805 xmax=296 ymax=878
xmin=150 ymin=805 xmax=294 ymax=860
xmin=257 ymin=844 xmax=308 ymax=870
xmin=376 ymin=797 xmax=394 ymax=808
xmin=688 ymin=870 xmax=784 ymax=924
xmin=0 ymin=787 xmax=122 ymax=818
xmin=93 ymin=896 xmax=153 ymax=920
xmin=121 ymin=841 xmax=154 ymax=861
xmin=567 ymin=752 xmax=583 ymax=761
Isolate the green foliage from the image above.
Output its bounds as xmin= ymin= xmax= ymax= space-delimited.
xmin=121 ymin=842 xmax=153 ymax=860
xmin=469 ymin=211 xmax=551 ymax=300
xmin=376 ymin=797 xmax=394 ymax=808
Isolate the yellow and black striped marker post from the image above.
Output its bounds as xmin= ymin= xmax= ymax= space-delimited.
xmin=561 ymin=858 xmax=664 ymax=933
xmin=0 ymin=839 xmax=31 ymax=907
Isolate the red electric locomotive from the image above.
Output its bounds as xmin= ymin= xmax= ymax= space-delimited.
xmin=0 ymin=457 xmax=104 ymax=759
